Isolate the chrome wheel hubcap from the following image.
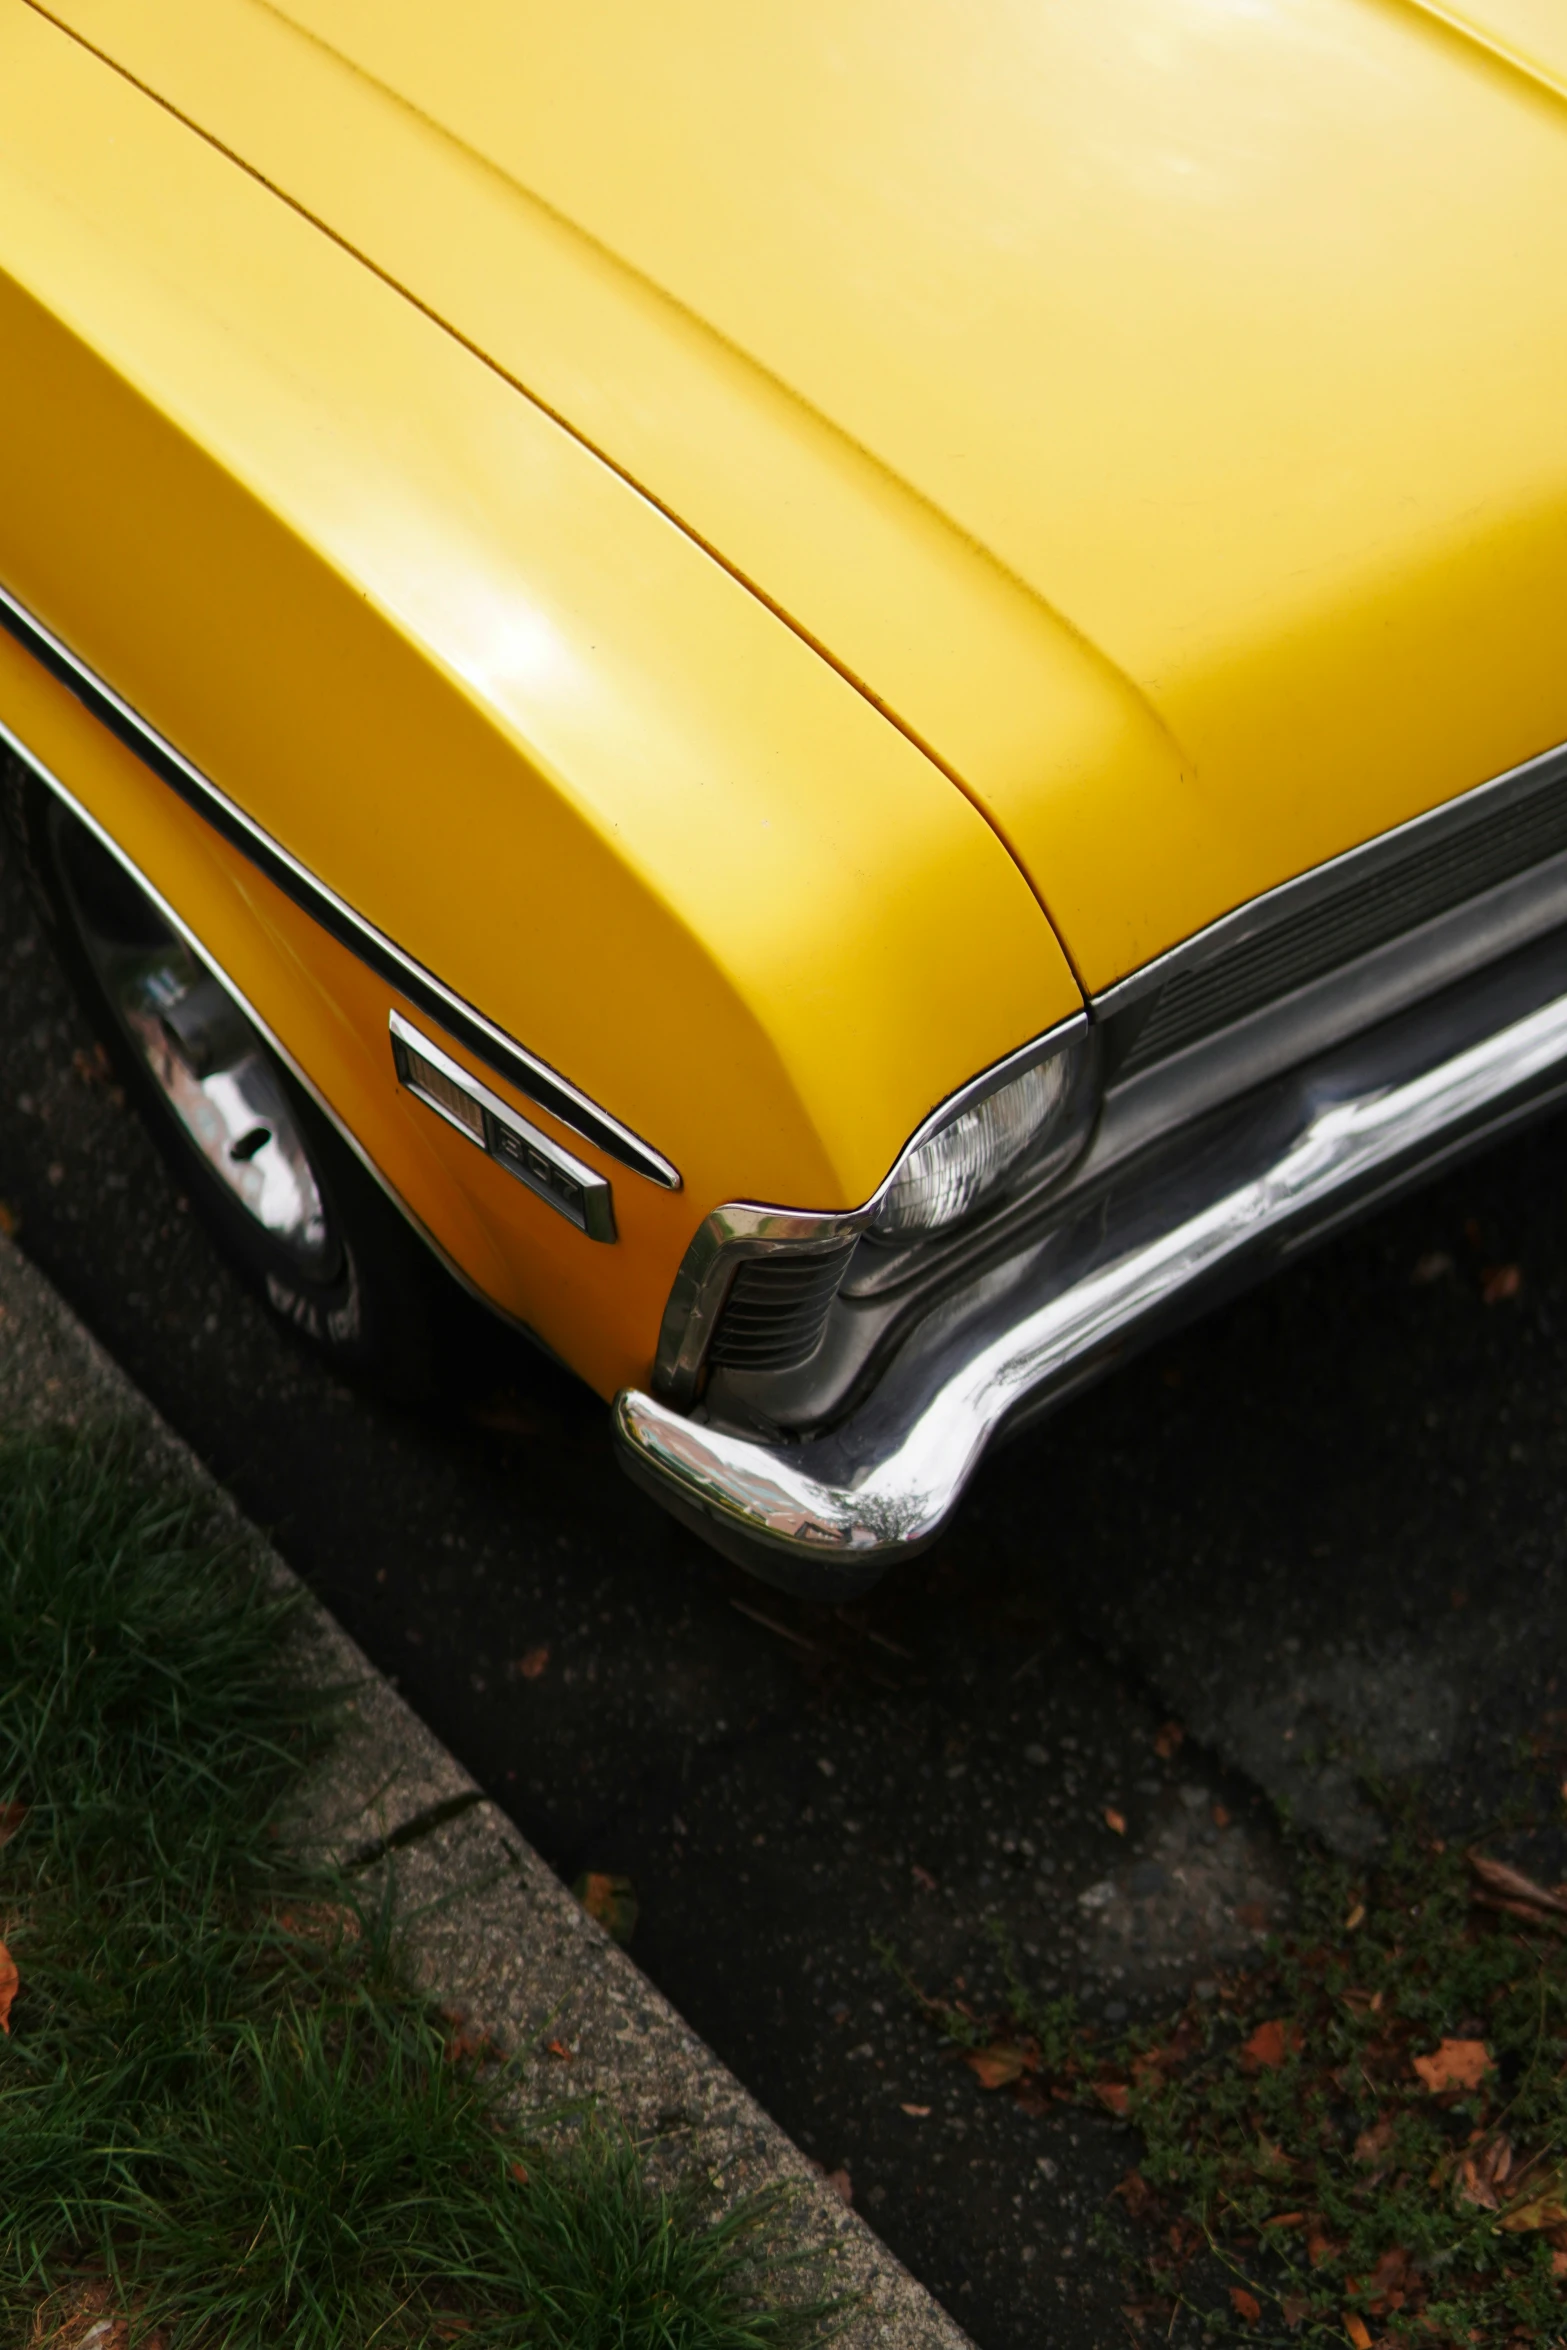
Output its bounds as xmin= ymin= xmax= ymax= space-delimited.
xmin=60 ymin=822 xmax=337 ymax=1276
xmin=113 ymin=946 xmax=335 ymax=1274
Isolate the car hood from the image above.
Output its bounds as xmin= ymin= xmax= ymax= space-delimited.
xmin=41 ymin=0 xmax=1567 ymax=991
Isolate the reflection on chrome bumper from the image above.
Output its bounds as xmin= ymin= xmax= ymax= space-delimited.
xmin=615 ymin=946 xmax=1567 ymax=1595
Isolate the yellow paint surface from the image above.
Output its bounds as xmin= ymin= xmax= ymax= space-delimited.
xmin=7 ymin=0 xmax=1566 ymax=1387
xmin=0 ymin=4 xmax=1078 ymax=1390
xmin=1411 ymin=0 xmax=1567 ymax=91
xmin=37 ymin=0 xmax=1567 ymax=985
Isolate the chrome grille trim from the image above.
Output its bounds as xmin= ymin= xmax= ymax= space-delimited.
xmin=1119 ymin=777 xmax=1567 ymax=1075
xmin=650 ymin=1014 xmax=1087 ymax=1407
xmin=667 ymin=739 xmax=1567 ymax=1437
xmin=709 ymin=1243 xmax=858 ymax=1372
xmin=617 ymin=927 xmax=1567 ymax=1584
xmin=1095 ymin=735 xmax=1567 ymax=1055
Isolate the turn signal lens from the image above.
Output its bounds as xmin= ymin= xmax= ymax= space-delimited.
xmin=871 ymin=1046 xmax=1084 ymax=1239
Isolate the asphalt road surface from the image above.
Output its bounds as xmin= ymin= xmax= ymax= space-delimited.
xmin=5 ymin=825 xmax=1567 ymax=2349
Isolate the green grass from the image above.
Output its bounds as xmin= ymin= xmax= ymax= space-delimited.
xmin=1108 ymin=1833 xmax=1567 ymax=2344
xmin=0 ymin=1431 xmax=830 ymax=2349
xmin=888 ymin=1818 xmax=1567 ymax=2343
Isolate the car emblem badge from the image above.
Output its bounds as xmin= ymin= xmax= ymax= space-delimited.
xmin=388 ymin=1011 xmax=615 ymax=1242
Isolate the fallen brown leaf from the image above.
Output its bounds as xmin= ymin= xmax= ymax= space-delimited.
xmin=0 ymin=1801 xmax=26 ymax=1845
xmin=544 ymin=2037 xmax=573 ymax=2061
xmin=1103 ymin=1806 xmax=1127 ymax=1835
xmin=0 ymin=1938 xmax=17 ymax=2033
xmin=26 ymin=2290 xmax=154 ymax=2350
xmin=1354 ymin=2116 xmax=1395 ymax=2168
xmin=1114 ymin=2168 xmax=1155 ymax=2219
xmin=441 ymin=2009 xmax=497 ymax=2066
xmin=1455 ymin=2133 xmax=1514 ymax=2211
xmin=899 ymin=2102 xmax=931 ymax=2117
xmin=964 ymin=2043 xmax=1030 ymax=2090
xmin=1279 ymin=2293 xmax=1310 ymax=2331
xmin=512 ymin=1646 xmax=550 ymax=1681
xmin=1153 ymin=1721 xmax=1184 ymax=1759
xmin=1120 ymin=2300 xmax=1162 ymax=2337
xmin=910 ymin=1864 xmax=938 ymax=1892
xmin=1229 ymin=2286 xmax=1261 ymax=2324
xmin=1481 ymin=1262 xmax=1522 ymax=1304
xmin=824 ymin=2166 xmax=853 ymax=2205
xmin=1264 ymin=2212 xmax=1306 ymax=2231
xmin=1472 ymin=1889 xmax=1567 ymax=1934
xmin=1412 ymin=2037 xmax=1492 ymax=2094
xmin=1343 ymin=2315 xmax=1372 ymax=2350
xmin=1497 ymin=2166 xmax=1567 ymax=2235
xmin=573 ymin=1871 xmax=638 ymax=1945
xmin=1241 ymin=2018 xmax=1300 ymax=2072
xmin=0 ymin=1201 xmax=19 ymax=1239
xmin=1095 ymin=2080 xmax=1132 ymax=2115
xmin=1368 ymin=2246 xmax=1411 ymax=2295
xmin=1212 ymin=1802 xmax=1232 ymax=1828
xmin=277 ymin=1900 xmax=361 ymax=1946
xmin=1166 ymin=2214 xmax=1202 ymax=2261
xmin=1467 ymin=1850 xmax=1567 ymax=1918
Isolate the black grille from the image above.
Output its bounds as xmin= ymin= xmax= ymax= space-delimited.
xmin=1118 ymin=778 xmax=1567 ymax=1078
xmin=709 ymin=1244 xmax=857 ymax=1374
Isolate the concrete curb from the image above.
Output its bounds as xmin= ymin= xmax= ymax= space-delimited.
xmin=0 ymin=1233 xmax=972 ymax=2350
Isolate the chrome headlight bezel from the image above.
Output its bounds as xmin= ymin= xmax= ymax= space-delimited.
xmin=866 ymin=1015 xmax=1097 ymax=1243
xmin=653 ymin=1015 xmax=1098 ymax=1407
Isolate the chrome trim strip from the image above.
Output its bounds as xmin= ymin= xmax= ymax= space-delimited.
xmin=0 ymin=717 xmax=547 ymax=1335
xmin=1093 ymin=735 xmax=1567 ymax=1019
xmin=1086 ymin=841 xmax=1567 ymax=1189
xmin=0 ymin=578 xmax=680 ymax=1190
xmin=617 ymin=954 xmax=1567 ymax=1576
xmin=650 ymin=1014 xmax=1089 ymax=1404
xmin=889 ymin=1015 xmax=1092 ymax=1140
xmin=389 ymin=1010 xmax=615 ymax=1241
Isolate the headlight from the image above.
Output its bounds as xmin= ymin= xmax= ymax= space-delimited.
xmin=870 ymin=1026 xmax=1093 ymax=1239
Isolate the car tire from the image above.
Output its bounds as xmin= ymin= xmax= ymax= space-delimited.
xmin=7 ymin=762 xmax=464 ymax=1402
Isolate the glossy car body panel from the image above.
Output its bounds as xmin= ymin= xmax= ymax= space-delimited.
xmin=40 ymin=0 xmax=1567 ymax=988
xmin=8 ymin=0 xmax=1567 ymax=1557
xmin=28 ymin=0 xmax=1188 ymax=996
xmin=619 ymin=923 xmax=1567 ymax=1582
xmin=1421 ymin=0 xmax=1567 ymax=87
xmin=0 ymin=3 xmax=1080 ymax=1396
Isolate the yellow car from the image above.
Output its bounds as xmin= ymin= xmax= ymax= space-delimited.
xmin=3 ymin=0 xmax=1566 ymax=1592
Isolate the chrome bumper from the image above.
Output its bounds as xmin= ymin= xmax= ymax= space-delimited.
xmin=614 ymin=935 xmax=1567 ymax=1596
